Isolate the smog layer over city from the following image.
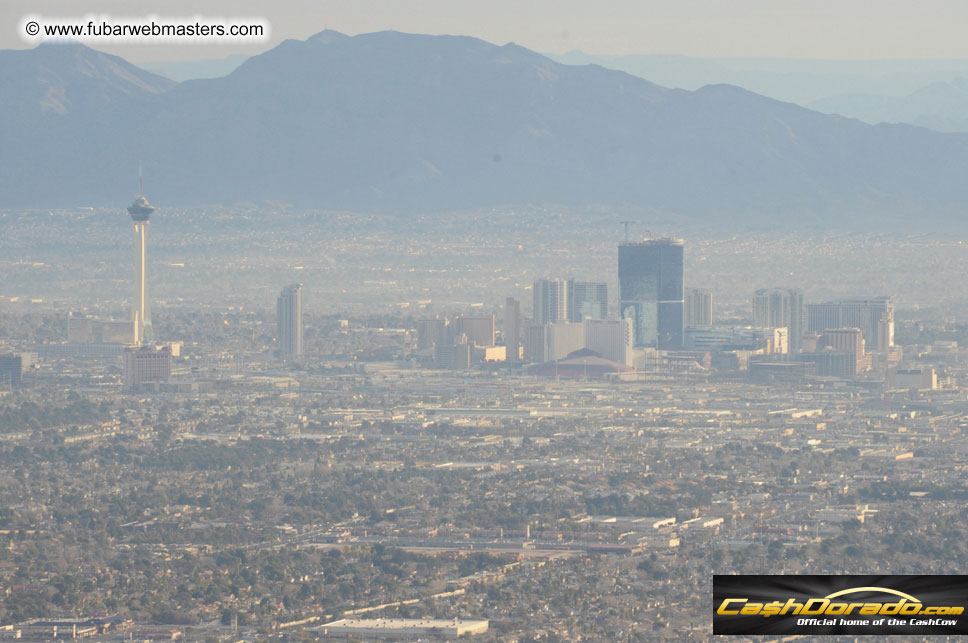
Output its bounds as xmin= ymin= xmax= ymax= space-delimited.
xmin=5 ymin=1 xmax=968 ymax=641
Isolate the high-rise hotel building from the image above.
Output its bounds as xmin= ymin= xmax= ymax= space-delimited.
xmin=277 ymin=284 xmax=303 ymax=362
xmin=533 ymin=278 xmax=568 ymax=325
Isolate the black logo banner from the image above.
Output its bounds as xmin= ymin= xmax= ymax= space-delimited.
xmin=714 ymin=575 xmax=968 ymax=635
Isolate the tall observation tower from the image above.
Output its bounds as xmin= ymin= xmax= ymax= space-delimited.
xmin=127 ymin=164 xmax=155 ymax=344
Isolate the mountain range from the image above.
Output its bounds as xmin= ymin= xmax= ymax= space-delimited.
xmin=3 ymin=30 xmax=968 ymax=228
xmin=809 ymin=77 xmax=968 ymax=134
xmin=548 ymin=52 xmax=968 ymax=108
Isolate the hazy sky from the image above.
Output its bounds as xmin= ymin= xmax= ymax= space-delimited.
xmin=5 ymin=0 xmax=968 ymax=62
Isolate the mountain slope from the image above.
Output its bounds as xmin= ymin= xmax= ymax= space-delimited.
xmin=0 ymin=43 xmax=175 ymax=204
xmin=0 ymin=42 xmax=174 ymax=116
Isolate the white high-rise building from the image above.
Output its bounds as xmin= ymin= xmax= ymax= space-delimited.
xmin=878 ymin=310 xmax=895 ymax=351
xmin=277 ymin=284 xmax=303 ymax=362
xmin=526 ymin=322 xmax=585 ymax=362
xmin=584 ymin=318 xmax=634 ymax=366
xmin=533 ymin=278 xmax=568 ymax=325
xmin=544 ymin=322 xmax=585 ymax=361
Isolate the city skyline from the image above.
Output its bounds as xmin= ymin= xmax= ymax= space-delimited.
xmin=4 ymin=3 xmax=968 ymax=638
xmin=4 ymin=184 xmax=968 ymax=639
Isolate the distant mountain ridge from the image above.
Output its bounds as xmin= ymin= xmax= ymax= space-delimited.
xmin=547 ymin=50 xmax=968 ymax=112
xmin=809 ymin=77 xmax=968 ymax=133
xmin=3 ymin=31 xmax=968 ymax=229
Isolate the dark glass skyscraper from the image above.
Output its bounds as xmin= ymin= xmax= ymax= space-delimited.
xmin=619 ymin=239 xmax=684 ymax=349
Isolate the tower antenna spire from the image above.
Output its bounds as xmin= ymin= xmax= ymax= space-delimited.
xmin=138 ymin=161 xmax=143 ymax=196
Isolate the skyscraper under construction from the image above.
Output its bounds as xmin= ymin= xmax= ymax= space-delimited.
xmin=618 ymin=239 xmax=684 ymax=349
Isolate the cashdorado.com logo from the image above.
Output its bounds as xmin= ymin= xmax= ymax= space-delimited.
xmin=713 ymin=575 xmax=968 ymax=635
